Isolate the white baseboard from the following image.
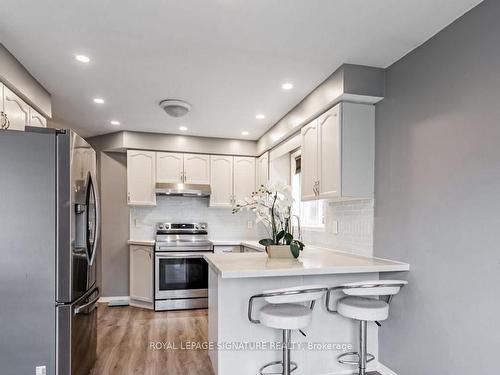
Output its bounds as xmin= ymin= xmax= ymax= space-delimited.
xmin=98 ymin=296 xmax=130 ymax=303
xmin=377 ymin=362 xmax=398 ymax=375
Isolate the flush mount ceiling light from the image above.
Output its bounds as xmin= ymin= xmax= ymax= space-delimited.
xmin=110 ymin=120 xmax=120 ymax=125
xmin=160 ymin=99 xmax=192 ymax=118
xmin=282 ymin=82 xmax=294 ymax=90
xmin=179 ymin=126 xmax=188 ymax=131
xmin=93 ymin=98 xmax=105 ymax=104
xmin=255 ymin=113 xmax=265 ymax=120
xmin=75 ymin=54 xmax=90 ymax=63
xmin=241 ymin=131 xmax=249 ymax=136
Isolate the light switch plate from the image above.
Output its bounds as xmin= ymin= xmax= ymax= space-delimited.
xmin=36 ymin=366 xmax=46 ymax=375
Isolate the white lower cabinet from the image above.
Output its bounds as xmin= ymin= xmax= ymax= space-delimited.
xmin=129 ymin=245 xmax=153 ymax=309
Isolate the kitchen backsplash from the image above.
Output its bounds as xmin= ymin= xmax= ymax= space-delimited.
xmin=301 ymin=199 xmax=374 ymax=256
xmin=130 ymin=196 xmax=268 ymax=240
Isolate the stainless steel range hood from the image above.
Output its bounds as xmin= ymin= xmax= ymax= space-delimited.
xmin=156 ymin=182 xmax=211 ymax=197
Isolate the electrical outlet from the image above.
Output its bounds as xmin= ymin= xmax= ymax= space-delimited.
xmin=36 ymin=366 xmax=46 ymax=375
xmin=247 ymin=220 xmax=254 ymax=229
xmin=331 ymin=220 xmax=339 ymax=235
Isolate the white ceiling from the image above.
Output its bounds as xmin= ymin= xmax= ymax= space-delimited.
xmin=0 ymin=0 xmax=481 ymax=139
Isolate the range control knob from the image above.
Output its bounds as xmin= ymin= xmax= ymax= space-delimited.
xmin=159 ymin=224 xmax=164 ymax=229
xmin=201 ymin=224 xmax=206 ymax=229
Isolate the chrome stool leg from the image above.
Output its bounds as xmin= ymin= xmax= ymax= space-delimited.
xmin=337 ymin=320 xmax=375 ymax=375
xmin=259 ymin=329 xmax=298 ymax=375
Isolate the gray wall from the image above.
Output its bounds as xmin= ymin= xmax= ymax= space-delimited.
xmin=374 ymin=1 xmax=500 ymax=373
xmin=99 ymin=152 xmax=129 ymax=297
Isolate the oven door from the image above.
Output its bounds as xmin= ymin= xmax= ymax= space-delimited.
xmin=155 ymin=253 xmax=209 ymax=299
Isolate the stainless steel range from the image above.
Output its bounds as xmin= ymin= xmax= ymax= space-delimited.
xmin=154 ymin=222 xmax=213 ymax=311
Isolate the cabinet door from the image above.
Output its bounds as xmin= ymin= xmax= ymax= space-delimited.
xmin=130 ymin=246 xmax=153 ymax=302
xmin=318 ymin=105 xmax=341 ymax=198
xmin=300 ymin=119 xmax=319 ymax=200
xmin=210 ymin=155 xmax=233 ymax=207
xmin=156 ymin=152 xmax=183 ymax=183
xmin=256 ymin=152 xmax=269 ymax=189
xmin=3 ymin=86 xmax=29 ymax=131
xmin=29 ymin=107 xmax=47 ymax=128
xmin=184 ymin=153 xmax=210 ymax=184
xmin=127 ymin=150 xmax=156 ymax=205
xmin=234 ymin=157 xmax=256 ymax=202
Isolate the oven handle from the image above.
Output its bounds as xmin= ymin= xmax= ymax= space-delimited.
xmin=155 ymin=252 xmax=211 ymax=258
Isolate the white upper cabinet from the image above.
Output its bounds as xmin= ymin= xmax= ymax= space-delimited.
xmin=256 ymin=152 xmax=269 ymax=189
xmin=301 ymin=102 xmax=374 ymax=201
xmin=156 ymin=152 xmax=183 ymax=183
xmin=318 ymin=105 xmax=341 ymax=198
xmin=183 ymin=153 xmax=210 ymax=184
xmin=210 ymin=155 xmax=234 ymax=207
xmin=300 ymin=119 xmax=319 ymax=200
xmin=233 ymin=156 xmax=256 ymax=201
xmin=29 ymin=107 xmax=47 ymax=128
xmin=3 ymin=86 xmax=30 ymax=131
xmin=127 ymin=150 xmax=156 ymax=206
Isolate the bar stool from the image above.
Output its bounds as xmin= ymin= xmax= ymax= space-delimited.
xmin=248 ymin=285 xmax=327 ymax=375
xmin=326 ymin=280 xmax=408 ymax=375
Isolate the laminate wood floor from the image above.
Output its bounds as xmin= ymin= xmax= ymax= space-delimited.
xmin=92 ymin=304 xmax=214 ymax=375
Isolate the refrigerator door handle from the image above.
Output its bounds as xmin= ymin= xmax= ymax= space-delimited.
xmin=86 ymin=172 xmax=100 ymax=267
xmin=74 ymin=287 xmax=100 ymax=315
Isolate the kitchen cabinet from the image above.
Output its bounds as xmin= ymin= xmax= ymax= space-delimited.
xmin=2 ymin=85 xmax=30 ymax=131
xmin=210 ymin=155 xmax=234 ymax=207
xmin=129 ymin=245 xmax=153 ymax=307
xmin=156 ymin=152 xmax=183 ymax=183
xmin=256 ymin=152 xmax=269 ymax=189
xmin=156 ymin=152 xmax=210 ymax=184
xmin=184 ymin=153 xmax=210 ymax=184
xmin=301 ymin=119 xmax=319 ymax=200
xmin=301 ymin=102 xmax=374 ymax=201
xmin=127 ymin=150 xmax=156 ymax=206
xmin=29 ymin=107 xmax=47 ymax=127
xmin=233 ymin=157 xmax=256 ymax=201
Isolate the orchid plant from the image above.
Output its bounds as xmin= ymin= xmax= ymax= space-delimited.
xmin=232 ymin=181 xmax=305 ymax=258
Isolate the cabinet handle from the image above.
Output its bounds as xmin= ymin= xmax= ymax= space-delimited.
xmin=127 ymin=192 xmax=131 ymax=202
xmin=0 ymin=111 xmax=10 ymax=130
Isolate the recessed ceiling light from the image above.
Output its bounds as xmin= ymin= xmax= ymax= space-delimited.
xmin=282 ymin=82 xmax=294 ymax=90
xmin=179 ymin=126 xmax=188 ymax=131
xmin=75 ymin=54 xmax=90 ymax=63
xmin=241 ymin=131 xmax=249 ymax=136
xmin=110 ymin=120 xmax=120 ymax=126
xmin=93 ymin=98 xmax=105 ymax=104
xmin=256 ymin=113 xmax=265 ymax=120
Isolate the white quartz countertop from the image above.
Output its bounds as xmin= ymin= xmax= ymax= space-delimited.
xmin=128 ymin=239 xmax=265 ymax=251
xmin=204 ymin=247 xmax=409 ymax=278
xmin=128 ymin=239 xmax=155 ymax=246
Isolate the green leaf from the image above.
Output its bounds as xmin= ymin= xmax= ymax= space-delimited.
xmin=284 ymin=233 xmax=293 ymax=245
xmin=290 ymin=244 xmax=300 ymax=258
xmin=259 ymin=238 xmax=274 ymax=247
xmin=276 ymin=230 xmax=285 ymax=244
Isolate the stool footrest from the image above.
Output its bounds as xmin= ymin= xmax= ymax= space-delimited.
xmin=259 ymin=360 xmax=298 ymax=374
xmin=337 ymin=351 xmax=375 ymax=365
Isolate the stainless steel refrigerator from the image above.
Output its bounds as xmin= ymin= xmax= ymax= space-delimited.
xmin=0 ymin=127 xmax=101 ymax=375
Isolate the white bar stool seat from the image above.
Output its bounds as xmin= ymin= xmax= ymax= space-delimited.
xmin=337 ymin=297 xmax=389 ymax=322
xmin=259 ymin=303 xmax=313 ymax=330
xmin=249 ymin=285 xmax=327 ymax=375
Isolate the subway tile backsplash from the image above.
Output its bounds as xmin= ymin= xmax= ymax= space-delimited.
xmin=129 ymin=196 xmax=268 ymax=241
xmin=130 ymin=196 xmax=373 ymax=257
xmin=301 ymin=199 xmax=374 ymax=256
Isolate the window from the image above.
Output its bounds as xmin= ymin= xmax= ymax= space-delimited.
xmin=290 ymin=150 xmax=325 ymax=228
